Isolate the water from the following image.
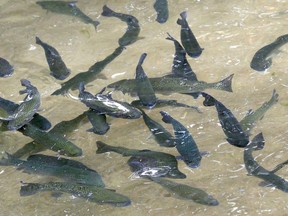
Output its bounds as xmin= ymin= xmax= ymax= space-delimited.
xmin=0 ymin=0 xmax=288 ymax=215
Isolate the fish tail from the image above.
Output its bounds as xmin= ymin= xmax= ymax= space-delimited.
xmin=213 ymin=74 xmax=234 ymax=92
xmin=101 ymin=5 xmax=115 ymax=17
xmin=201 ymin=92 xmax=216 ymax=106
xmin=92 ymin=21 xmax=100 ymax=31
xmin=276 ymin=34 xmax=288 ymax=43
xmin=78 ymin=82 xmax=85 ymax=94
xmin=176 ymin=18 xmax=183 ymax=26
xmin=20 ymin=182 xmax=40 ymax=196
xmin=180 ymin=11 xmax=187 ymax=20
xmin=96 ymin=141 xmax=111 ymax=154
xmin=160 ymin=111 xmax=173 ymax=124
xmin=165 ymin=32 xmax=176 ymax=41
xmin=137 ymin=53 xmax=147 ymax=66
xmin=35 ymin=36 xmax=43 ymax=45
xmin=249 ymin=132 xmax=265 ymax=151
xmin=270 ymin=89 xmax=279 ymax=104
xmin=0 ymin=152 xmax=22 ymax=166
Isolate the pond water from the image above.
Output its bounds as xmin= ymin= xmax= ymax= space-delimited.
xmin=0 ymin=0 xmax=288 ymax=215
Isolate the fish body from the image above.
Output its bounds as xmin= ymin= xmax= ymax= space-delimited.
xmin=177 ymin=11 xmax=203 ymax=58
xmin=51 ymin=46 xmax=124 ymax=95
xmin=20 ymin=181 xmax=131 ymax=207
xmin=7 ymin=80 xmax=41 ymax=131
xmin=135 ymin=53 xmax=157 ymax=108
xmin=96 ymin=141 xmax=186 ymax=179
xmin=101 ymin=5 xmax=140 ymax=46
xmin=240 ymin=89 xmax=279 ymax=134
xmin=107 ymin=74 xmax=234 ymax=96
xmin=0 ymin=57 xmax=14 ymax=77
xmin=153 ymin=0 xmax=169 ymax=23
xmin=160 ymin=111 xmax=201 ymax=168
xmin=36 ymin=1 xmax=100 ymax=30
xmin=166 ymin=33 xmax=197 ymax=81
xmin=148 ymin=177 xmax=219 ymax=206
xmin=244 ymin=133 xmax=288 ymax=193
xmin=86 ymin=110 xmax=110 ymax=135
xmin=0 ymin=152 xmax=104 ymax=187
xmin=78 ymin=82 xmax=141 ymax=119
xmin=250 ymin=34 xmax=288 ymax=71
xmin=36 ymin=37 xmax=71 ymax=80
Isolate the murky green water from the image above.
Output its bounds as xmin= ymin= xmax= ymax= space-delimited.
xmin=0 ymin=0 xmax=288 ymax=215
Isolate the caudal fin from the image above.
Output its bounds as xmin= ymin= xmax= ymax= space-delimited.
xmin=0 ymin=152 xmax=22 ymax=166
xmin=35 ymin=36 xmax=43 ymax=45
xmin=201 ymin=92 xmax=216 ymax=106
xmin=96 ymin=141 xmax=111 ymax=154
xmin=102 ymin=5 xmax=115 ymax=17
xmin=92 ymin=21 xmax=100 ymax=31
xmin=20 ymin=182 xmax=40 ymax=196
xmin=213 ymin=74 xmax=234 ymax=92
xmin=160 ymin=111 xmax=173 ymax=124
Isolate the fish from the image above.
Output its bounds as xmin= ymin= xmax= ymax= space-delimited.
xmin=13 ymin=112 xmax=87 ymax=158
xmin=86 ymin=109 xmax=110 ymax=135
xmin=135 ymin=53 xmax=157 ymax=108
xmin=244 ymin=133 xmax=288 ymax=193
xmin=177 ymin=11 xmax=203 ymax=58
xmin=96 ymin=141 xmax=186 ymax=179
xmin=153 ymin=0 xmax=169 ymax=24
xmin=147 ymin=177 xmax=219 ymax=206
xmin=36 ymin=36 xmax=71 ymax=80
xmin=160 ymin=111 xmax=202 ymax=168
xmin=240 ymin=89 xmax=279 ymax=134
xmin=19 ymin=123 xmax=82 ymax=157
xmin=36 ymin=1 xmax=100 ymax=30
xmin=0 ymin=57 xmax=14 ymax=77
xmin=51 ymin=46 xmax=124 ymax=95
xmin=78 ymin=82 xmax=142 ymax=119
xmin=101 ymin=5 xmax=140 ymax=46
xmin=201 ymin=92 xmax=249 ymax=147
xmin=0 ymin=152 xmax=105 ymax=187
xmin=20 ymin=181 xmax=131 ymax=207
xmin=7 ymin=79 xmax=41 ymax=131
xmin=166 ymin=33 xmax=197 ymax=81
xmin=107 ymin=73 xmax=234 ymax=96
xmin=250 ymin=34 xmax=288 ymax=71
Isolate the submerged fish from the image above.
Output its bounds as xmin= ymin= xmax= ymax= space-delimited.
xmin=166 ymin=33 xmax=197 ymax=81
xmin=107 ymin=74 xmax=234 ymax=96
xmin=250 ymin=34 xmax=288 ymax=71
xmin=7 ymin=79 xmax=41 ymax=131
xmin=101 ymin=5 xmax=140 ymax=46
xmin=0 ymin=57 xmax=14 ymax=77
xmin=148 ymin=177 xmax=219 ymax=206
xmin=177 ymin=11 xmax=203 ymax=58
xmin=51 ymin=46 xmax=124 ymax=95
xmin=96 ymin=141 xmax=186 ymax=179
xmin=0 ymin=152 xmax=104 ymax=187
xmin=153 ymin=0 xmax=169 ymax=23
xmin=36 ymin=1 xmax=100 ymax=30
xmin=240 ymin=89 xmax=279 ymax=134
xmin=36 ymin=36 xmax=71 ymax=80
xmin=244 ymin=133 xmax=288 ymax=193
xmin=135 ymin=53 xmax=157 ymax=108
xmin=86 ymin=109 xmax=110 ymax=135
xmin=78 ymin=82 xmax=142 ymax=119
xmin=201 ymin=92 xmax=249 ymax=147
xmin=20 ymin=181 xmax=131 ymax=207
xmin=160 ymin=111 xmax=202 ymax=168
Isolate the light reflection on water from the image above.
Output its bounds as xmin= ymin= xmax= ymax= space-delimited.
xmin=0 ymin=0 xmax=288 ymax=215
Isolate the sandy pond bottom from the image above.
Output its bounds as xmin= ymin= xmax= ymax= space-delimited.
xmin=0 ymin=0 xmax=288 ymax=215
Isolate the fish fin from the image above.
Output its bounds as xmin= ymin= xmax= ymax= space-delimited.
xmin=249 ymin=132 xmax=265 ymax=150
xmin=106 ymin=188 xmax=117 ymax=192
xmin=183 ymin=92 xmax=201 ymax=99
xmin=200 ymin=151 xmax=209 ymax=157
xmin=166 ymin=32 xmax=176 ymax=41
xmin=201 ymin=92 xmax=216 ymax=106
xmin=101 ymin=5 xmax=115 ymax=17
xmin=245 ymin=109 xmax=254 ymax=116
xmin=20 ymin=182 xmax=39 ymax=196
xmin=96 ymin=141 xmax=110 ymax=154
xmin=137 ymin=53 xmax=147 ymax=67
xmin=258 ymin=181 xmax=274 ymax=187
xmin=78 ymin=82 xmax=85 ymax=93
xmin=139 ymin=149 xmax=151 ymax=153
xmin=160 ymin=111 xmax=173 ymax=124
xmin=176 ymin=18 xmax=183 ymax=26
xmin=216 ymin=74 xmax=234 ymax=92
xmin=87 ymin=128 xmax=95 ymax=133
xmin=92 ymin=21 xmax=100 ymax=31
xmin=179 ymin=11 xmax=187 ymax=20
xmin=35 ymin=36 xmax=42 ymax=45
xmin=0 ymin=151 xmax=19 ymax=166
xmin=68 ymin=1 xmax=77 ymax=7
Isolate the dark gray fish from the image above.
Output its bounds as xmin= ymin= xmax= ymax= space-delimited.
xmin=0 ymin=57 xmax=14 ymax=77
xmin=135 ymin=53 xmax=157 ymax=108
xmin=7 ymin=80 xmax=41 ymax=131
xmin=78 ymin=82 xmax=142 ymax=119
xmin=240 ymin=89 xmax=279 ymax=134
xmin=250 ymin=34 xmax=288 ymax=71
xmin=36 ymin=36 xmax=71 ymax=80
xmin=153 ymin=0 xmax=169 ymax=24
xmin=0 ymin=152 xmax=104 ymax=187
xmin=147 ymin=177 xmax=219 ymax=206
xmin=177 ymin=11 xmax=203 ymax=58
xmin=101 ymin=5 xmax=140 ymax=46
xmin=201 ymin=92 xmax=249 ymax=148
xmin=96 ymin=141 xmax=186 ymax=179
xmin=244 ymin=133 xmax=288 ymax=193
xmin=51 ymin=46 xmax=124 ymax=95
xmin=107 ymin=74 xmax=234 ymax=96
xmin=86 ymin=109 xmax=110 ymax=135
xmin=20 ymin=181 xmax=131 ymax=207
xmin=166 ymin=33 xmax=197 ymax=81
xmin=160 ymin=111 xmax=202 ymax=168
xmin=36 ymin=1 xmax=100 ymax=30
